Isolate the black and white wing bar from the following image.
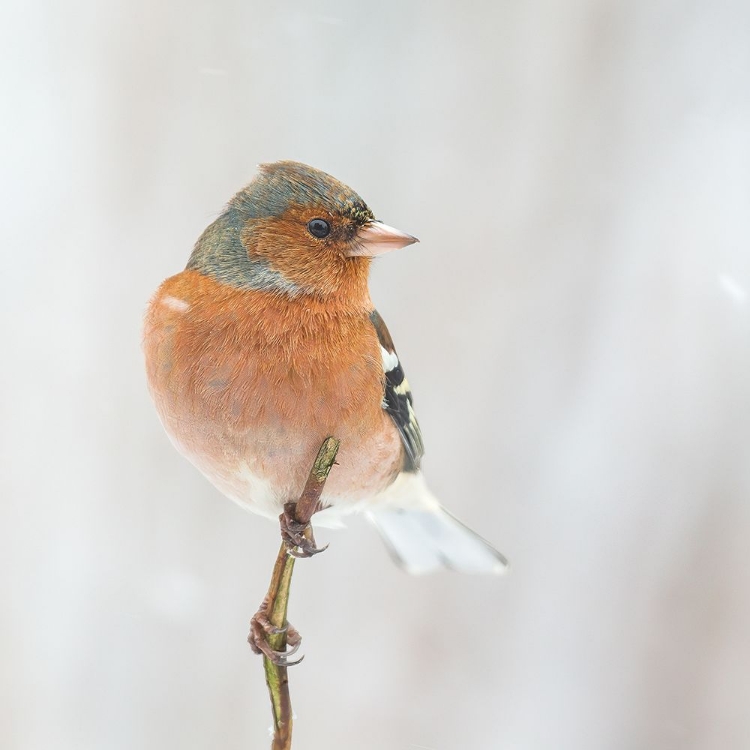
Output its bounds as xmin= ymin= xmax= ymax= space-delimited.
xmin=369 ymin=310 xmax=425 ymax=472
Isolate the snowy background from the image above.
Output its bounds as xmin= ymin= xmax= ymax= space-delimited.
xmin=3 ymin=1 xmax=750 ymax=748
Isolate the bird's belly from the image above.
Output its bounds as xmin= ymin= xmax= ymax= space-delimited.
xmin=148 ymin=360 xmax=404 ymax=520
xmin=158 ymin=408 xmax=403 ymax=520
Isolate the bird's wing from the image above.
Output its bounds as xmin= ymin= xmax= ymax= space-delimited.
xmin=369 ymin=310 xmax=424 ymax=472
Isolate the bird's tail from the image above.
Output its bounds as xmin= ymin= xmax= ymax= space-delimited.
xmin=367 ymin=504 xmax=508 ymax=575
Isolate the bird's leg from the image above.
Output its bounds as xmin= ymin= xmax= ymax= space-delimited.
xmin=248 ymin=594 xmax=303 ymax=667
xmin=279 ymin=502 xmax=329 ymax=558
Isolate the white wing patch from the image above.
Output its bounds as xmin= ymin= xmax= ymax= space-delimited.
xmin=380 ymin=345 xmax=400 ymax=373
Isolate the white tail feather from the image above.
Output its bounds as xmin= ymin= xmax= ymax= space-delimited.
xmin=367 ymin=505 xmax=509 ymax=575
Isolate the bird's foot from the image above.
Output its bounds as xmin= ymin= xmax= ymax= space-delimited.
xmin=280 ymin=502 xmax=328 ymax=558
xmin=248 ymin=597 xmax=303 ymax=666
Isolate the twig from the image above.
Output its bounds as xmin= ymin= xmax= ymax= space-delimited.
xmin=295 ymin=436 xmax=341 ymax=524
xmin=257 ymin=436 xmax=340 ymax=750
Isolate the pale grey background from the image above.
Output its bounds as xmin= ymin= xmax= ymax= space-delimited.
xmin=2 ymin=1 xmax=750 ymax=748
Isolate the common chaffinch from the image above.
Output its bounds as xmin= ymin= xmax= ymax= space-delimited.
xmin=144 ymin=161 xmax=507 ymax=574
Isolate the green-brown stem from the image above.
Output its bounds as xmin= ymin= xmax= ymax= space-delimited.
xmin=260 ymin=437 xmax=340 ymax=750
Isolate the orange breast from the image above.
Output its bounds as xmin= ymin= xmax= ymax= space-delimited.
xmin=143 ymin=271 xmax=403 ymax=517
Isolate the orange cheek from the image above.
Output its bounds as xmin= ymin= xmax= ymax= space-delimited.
xmin=243 ymin=209 xmax=371 ymax=299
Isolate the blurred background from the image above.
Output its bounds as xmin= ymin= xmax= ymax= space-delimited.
xmin=2 ymin=1 xmax=750 ymax=748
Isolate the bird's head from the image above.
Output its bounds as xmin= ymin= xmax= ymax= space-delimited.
xmin=187 ymin=161 xmax=418 ymax=301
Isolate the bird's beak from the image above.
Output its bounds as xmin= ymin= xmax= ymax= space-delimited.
xmin=348 ymin=221 xmax=419 ymax=257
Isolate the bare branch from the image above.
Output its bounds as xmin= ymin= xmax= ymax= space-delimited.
xmin=251 ymin=437 xmax=341 ymax=750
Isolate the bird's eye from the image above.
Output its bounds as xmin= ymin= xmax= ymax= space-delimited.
xmin=307 ymin=218 xmax=331 ymax=238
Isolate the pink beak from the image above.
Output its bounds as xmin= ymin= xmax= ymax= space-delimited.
xmin=347 ymin=221 xmax=419 ymax=257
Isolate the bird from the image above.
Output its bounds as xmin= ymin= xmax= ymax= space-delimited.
xmin=143 ymin=160 xmax=507 ymax=576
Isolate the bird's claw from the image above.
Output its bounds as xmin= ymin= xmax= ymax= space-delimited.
xmin=288 ymin=541 xmax=329 ymax=558
xmin=280 ymin=503 xmax=327 ymax=558
xmin=248 ymin=600 xmax=304 ymax=667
